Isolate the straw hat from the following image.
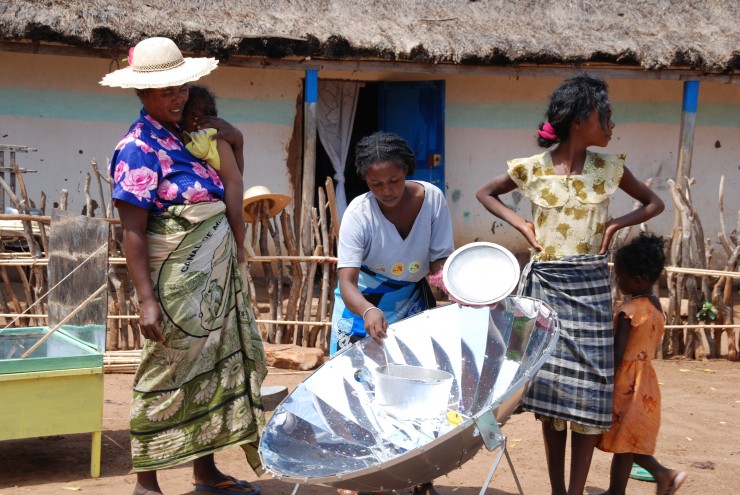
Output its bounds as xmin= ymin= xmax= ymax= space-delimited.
xmin=99 ymin=37 xmax=218 ymax=89
xmin=242 ymin=186 xmax=292 ymax=223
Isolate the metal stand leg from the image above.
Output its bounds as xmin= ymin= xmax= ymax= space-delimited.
xmin=504 ymin=447 xmax=524 ymax=495
xmin=474 ymin=409 xmax=524 ymax=495
xmin=477 ymin=437 xmax=506 ymax=495
xmin=291 ymin=483 xmax=301 ymax=495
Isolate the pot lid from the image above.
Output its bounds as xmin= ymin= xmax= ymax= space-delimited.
xmin=443 ymin=242 xmax=520 ymax=305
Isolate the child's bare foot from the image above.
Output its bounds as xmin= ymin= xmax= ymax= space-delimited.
xmin=656 ymin=470 xmax=687 ymax=495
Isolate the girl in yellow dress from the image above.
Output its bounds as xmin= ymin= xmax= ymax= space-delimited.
xmin=598 ymin=233 xmax=687 ymax=495
xmin=477 ymin=73 xmax=664 ymax=495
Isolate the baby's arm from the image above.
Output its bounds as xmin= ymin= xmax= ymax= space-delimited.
xmin=476 ymin=172 xmax=542 ymax=252
xmin=216 ymin=139 xmax=247 ymax=264
xmin=614 ymin=311 xmax=632 ymax=370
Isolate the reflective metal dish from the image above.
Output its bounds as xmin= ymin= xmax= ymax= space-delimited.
xmin=258 ymin=297 xmax=559 ymax=491
xmin=443 ymin=242 xmax=520 ymax=306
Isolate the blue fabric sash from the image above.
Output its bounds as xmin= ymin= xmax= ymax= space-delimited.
xmin=330 ymin=266 xmax=434 ymax=355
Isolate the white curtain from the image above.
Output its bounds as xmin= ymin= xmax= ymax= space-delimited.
xmin=317 ymin=81 xmax=361 ymax=218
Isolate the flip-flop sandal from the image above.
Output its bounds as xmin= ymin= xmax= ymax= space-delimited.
xmin=224 ymin=476 xmax=251 ymax=488
xmin=629 ymin=463 xmax=655 ymax=482
xmin=194 ymin=478 xmax=262 ymax=495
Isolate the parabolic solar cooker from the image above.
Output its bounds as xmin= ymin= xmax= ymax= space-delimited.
xmin=258 ymin=243 xmax=560 ymax=495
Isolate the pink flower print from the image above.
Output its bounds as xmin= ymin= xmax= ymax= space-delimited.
xmin=191 ymin=162 xmax=210 ymax=179
xmin=113 ymin=160 xmax=130 ymax=182
xmin=157 ymin=180 xmax=179 ymax=201
xmin=182 ymin=182 xmax=212 ymax=203
xmin=132 ymin=123 xmax=143 ymax=137
xmin=157 ymin=136 xmax=181 ymax=151
xmin=207 ymin=168 xmax=223 ymax=188
xmin=115 ymin=135 xmax=134 ymax=151
xmin=157 ymin=150 xmax=174 ymax=174
xmin=154 ymin=198 xmax=164 ymax=210
xmin=135 ymin=139 xmax=154 ymax=154
xmin=144 ymin=114 xmax=163 ymax=130
xmin=121 ymin=167 xmax=158 ymax=202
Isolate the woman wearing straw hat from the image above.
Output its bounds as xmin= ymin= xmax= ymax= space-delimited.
xmin=101 ymin=37 xmax=266 ymax=495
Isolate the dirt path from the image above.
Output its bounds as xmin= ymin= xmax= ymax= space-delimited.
xmin=1 ymin=358 xmax=738 ymax=494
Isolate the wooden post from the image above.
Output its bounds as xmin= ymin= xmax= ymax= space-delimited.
xmin=670 ymin=81 xmax=699 ymax=269
xmin=674 ymin=81 xmax=699 ymax=182
xmin=299 ymin=70 xmax=319 ymax=257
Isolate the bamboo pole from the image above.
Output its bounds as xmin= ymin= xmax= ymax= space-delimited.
xmin=267 ymin=215 xmax=286 ymax=343
xmin=90 ymin=158 xmax=108 ymax=220
xmin=299 ymin=70 xmax=318 ymax=259
xmin=254 ymin=319 xmax=332 ymax=326
xmin=325 ymin=176 xmax=340 ymax=247
xmin=2 ymin=171 xmax=45 ymax=325
xmin=20 ymin=284 xmax=107 ymax=358
xmin=247 ymin=255 xmax=337 ymax=263
xmin=314 ymin=186 xmax=331 ymax=351
xmin=280 ymin=209 xmax=303 ymax=344
xmin=258 ymin=203 xmax=277 ymax=343
xmin=37 ymin=192 xmax=49 ymax=255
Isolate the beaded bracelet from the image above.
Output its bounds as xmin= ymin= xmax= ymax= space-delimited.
xmin=362 ymin=306 xmax=382 ymax=319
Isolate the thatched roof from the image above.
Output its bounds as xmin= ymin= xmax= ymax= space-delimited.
xmin=1 ymin=0 xmax=738 ymax=72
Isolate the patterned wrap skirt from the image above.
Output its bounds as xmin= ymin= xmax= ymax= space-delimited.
xmin=519 ymin=254 xmax=614 ymax=429
xmin=129 ymin=202 xmax=267 ymax=473
xmin=330 ymin=266 xmax=435 ymax=356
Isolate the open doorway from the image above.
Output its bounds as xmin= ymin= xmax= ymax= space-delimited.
xmin=315 ymin=80 xmax=446 ymax=213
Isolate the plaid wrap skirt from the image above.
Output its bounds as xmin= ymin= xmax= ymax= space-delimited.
xmin=519 ymin=254 xmax=614 ymax=429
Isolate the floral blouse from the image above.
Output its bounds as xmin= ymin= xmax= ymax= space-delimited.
xmin=507 ymin=150 xmax=624 ymax=261
xmin=109 ymin=109 xmax=224 ymax=215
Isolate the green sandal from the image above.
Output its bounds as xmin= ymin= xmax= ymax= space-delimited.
xmin=629 ymin=463 xmax=655 ymax=482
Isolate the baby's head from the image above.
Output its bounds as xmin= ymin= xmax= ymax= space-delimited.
xmin=183 ymin=84 xmax=217 ymax=132
xmin=614 ymin=233 xmax=666 ymax=295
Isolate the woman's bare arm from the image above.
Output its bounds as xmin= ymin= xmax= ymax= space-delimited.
xmin=338 ymin=267 xmax=387 ymax=345
xmin=216 ymin=139 xmax=247 ymax=264
xmin=117 ymin=201 xmax=163 ymax=342
xmin=476 ymin=173 xmax=542 ymax=251
xmin=600 ymin=166 xmax=665 ymax=254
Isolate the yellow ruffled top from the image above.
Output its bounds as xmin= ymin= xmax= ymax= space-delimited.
xmin=507 ymin=150 xmax=625 ymax=261
xmin=185 ymin=128 xmax=220 ymax=170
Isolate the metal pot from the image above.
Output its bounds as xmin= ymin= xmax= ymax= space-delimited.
xmin=373 ymin=364 xmax=454 ymax=420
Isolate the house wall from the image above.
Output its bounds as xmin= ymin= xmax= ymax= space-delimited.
xmin=321 ymin=69 xmax=740 ymax=265
xmin=444 ymin=75 xmax=740 ymax=264
xmin=0 ymin=51 xmax=301 ymax=215
xmin=1 ymin=50 xmax=738 ymax=266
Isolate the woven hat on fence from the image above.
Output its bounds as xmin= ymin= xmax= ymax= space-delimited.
xmin=99 ymin=37 xmax=218 ymax=89
xmin=242 ymin=185 xmax=292 ymax=223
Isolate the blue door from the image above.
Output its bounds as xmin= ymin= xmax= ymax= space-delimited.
xmin=378 ymin=81 xmax=445 ymax=189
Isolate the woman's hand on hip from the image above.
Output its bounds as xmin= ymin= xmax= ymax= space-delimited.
xmin=520 ymin=221 xmax=543 ymax=252
xmin=599 ymin=220 xmax=621 ymax=255
xmin=138 ymin=299 xmax=164 ymax=342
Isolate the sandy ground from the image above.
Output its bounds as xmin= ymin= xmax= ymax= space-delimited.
xmin=1 ymin=358 xmax=738 ymax=495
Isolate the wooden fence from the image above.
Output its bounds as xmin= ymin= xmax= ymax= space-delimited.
xmin=0 ymin=155 xmax=736 ymax=361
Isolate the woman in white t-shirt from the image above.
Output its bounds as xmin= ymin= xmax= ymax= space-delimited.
xmin=331 ymin=131 xmax=454 ymax=495
xmin=330 ymin=131 xmax=454 ymax=357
